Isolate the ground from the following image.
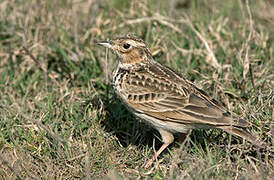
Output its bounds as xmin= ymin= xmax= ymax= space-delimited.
xmin=0 ymin=0 xmax=273 ymax=179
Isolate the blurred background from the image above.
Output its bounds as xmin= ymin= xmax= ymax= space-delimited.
xmin=0 ymin=0 xmax=273 ymax=179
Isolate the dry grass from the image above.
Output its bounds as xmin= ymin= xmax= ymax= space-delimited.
xmin=0 ymin=0 xmax=273 ymax=179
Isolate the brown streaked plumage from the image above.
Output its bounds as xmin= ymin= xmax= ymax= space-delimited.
xmin=96 ymin=34 xmax=264 ymax=168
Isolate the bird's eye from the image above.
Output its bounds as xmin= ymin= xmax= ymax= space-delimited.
xmin=123 ymin=43 xmax=131 ymax=49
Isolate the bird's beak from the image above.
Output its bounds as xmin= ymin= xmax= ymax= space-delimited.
xmin=95 ymin=41 xmax=112 ymax=49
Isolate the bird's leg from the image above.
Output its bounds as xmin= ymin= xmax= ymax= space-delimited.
xmin=144 ymin=130 xmax=174 ymax=168
xmin=144 ymin=143 xmax=170 ymax=168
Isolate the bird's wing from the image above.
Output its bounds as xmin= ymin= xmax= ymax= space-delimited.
xmin=121 ymin=64 xmax=249 ymax=128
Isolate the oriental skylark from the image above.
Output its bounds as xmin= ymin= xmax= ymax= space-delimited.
xmin=96 ymin=35 xmax=264 ymax=168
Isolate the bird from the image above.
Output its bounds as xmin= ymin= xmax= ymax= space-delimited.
xmin=96 ymin=34 xmax=264 ymax=168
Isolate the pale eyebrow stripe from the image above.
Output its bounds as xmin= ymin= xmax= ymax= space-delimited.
xmin=127 ymin=40 xmax=146 ymax=47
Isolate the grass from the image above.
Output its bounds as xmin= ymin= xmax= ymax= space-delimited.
xmin=0 ymin=0 xmax=273 ymax=179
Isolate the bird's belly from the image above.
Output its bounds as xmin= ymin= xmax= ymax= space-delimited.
xmin=134 ymin=112 xmax=191 ymax=134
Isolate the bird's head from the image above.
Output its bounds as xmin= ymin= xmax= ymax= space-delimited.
xmin=96 ymin=35 xmax=153 ymax=65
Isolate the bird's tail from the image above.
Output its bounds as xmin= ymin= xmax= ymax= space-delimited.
xmin=219 ymin=126 xmax=266 ymax=148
